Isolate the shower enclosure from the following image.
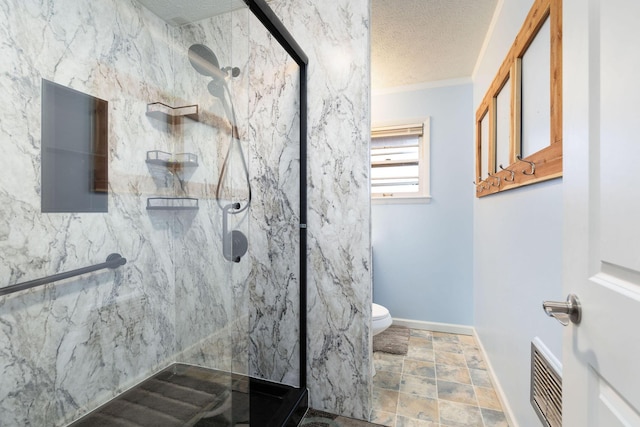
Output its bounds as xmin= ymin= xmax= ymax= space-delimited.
xmin=0 ymin=0 xmax=307 ymax=425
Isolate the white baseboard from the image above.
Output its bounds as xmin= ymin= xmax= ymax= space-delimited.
xmin=473 ymin=330 xmax=520 ymax=427
xmin=391 ymin=318 xmax=474 ymax=335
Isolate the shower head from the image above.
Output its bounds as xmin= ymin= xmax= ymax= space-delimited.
xmin=188 ymin=44 xmax=227 ymax=82
xmin=188 ymin=44 xmax=241 ymax=98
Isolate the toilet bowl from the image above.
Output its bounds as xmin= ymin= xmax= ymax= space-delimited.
xmin=372 ymin=303 xmax=392 ymax=336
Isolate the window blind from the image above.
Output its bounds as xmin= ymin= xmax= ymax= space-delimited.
xmin=371 ymin=133 xmax=421 ymax=195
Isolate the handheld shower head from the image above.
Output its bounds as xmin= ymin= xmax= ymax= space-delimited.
xmin=188 ymin=44 xmax=241 ymax=98
xmin=188 ymin=44 xmax=226 ymax=82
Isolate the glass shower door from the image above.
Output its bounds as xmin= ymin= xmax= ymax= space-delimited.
xmin=0 ymin=0 xmax=307 ymax=425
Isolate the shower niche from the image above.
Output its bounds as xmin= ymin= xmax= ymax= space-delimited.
xmin=41 ymin=79 xmax=109 ymax=213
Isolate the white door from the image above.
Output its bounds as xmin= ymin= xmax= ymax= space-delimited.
xmin=562 ymin=0 xmax=640 ymax=425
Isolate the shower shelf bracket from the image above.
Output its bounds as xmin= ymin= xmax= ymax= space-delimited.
xmin=146 ymin=102 xmax=199 ymax=122
xmin=146 ymin=150 xmax=198 ymax=169
xmin=146 ymin=197 xmax=199 ymax=211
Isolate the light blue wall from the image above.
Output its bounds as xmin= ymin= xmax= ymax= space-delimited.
xmin=474 ymin=181 xmax=563 ymax=426
xmin=472 ymin=1 xmax=563 ymax=425
xmin=371 ymin=83 xmax=474 ymax=325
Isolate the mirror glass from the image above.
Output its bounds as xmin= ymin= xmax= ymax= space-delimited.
xmin=480 ymin=112 xmax=490 ymax=178
xmin=521 ymin=17 xmax=551 ymax=157
xmin=495 ymin=78 xmax=511 ymax=171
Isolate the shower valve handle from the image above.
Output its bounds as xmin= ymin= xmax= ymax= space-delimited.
xmin=222 ymin=203 xmax=248 ymax=263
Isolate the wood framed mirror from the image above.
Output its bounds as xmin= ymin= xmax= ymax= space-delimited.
xmin=475 ymin=0 xmax=562 ymax=197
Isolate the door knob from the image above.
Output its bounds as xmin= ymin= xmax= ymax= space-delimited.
xmin=542 ymin=294 xmax=581 ymax=326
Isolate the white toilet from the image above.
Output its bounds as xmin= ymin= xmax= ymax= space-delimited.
xmin=372 ymin=303 xmax=392 ymax=336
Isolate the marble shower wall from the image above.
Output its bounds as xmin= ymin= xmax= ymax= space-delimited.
xmin=0 ymin=1 xmax=243 ymax=425
xmin=267 ymin=0 xmax=373 ymax=420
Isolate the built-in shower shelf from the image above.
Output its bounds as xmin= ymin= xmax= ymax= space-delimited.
xmin=146 ymin=102 xmax=199 ymax=122
xmin=146 ymin=150 xmax=199 ymax=168
xmin=146 ymin=197 xmax=199 ymax=211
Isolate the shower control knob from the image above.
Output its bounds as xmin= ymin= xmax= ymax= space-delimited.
xmin=542 ymin=294 xmax=581 ymax=326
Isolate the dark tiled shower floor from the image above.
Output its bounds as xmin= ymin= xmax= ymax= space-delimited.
xmin=69 ymin=364 xmax=304 ymax=427
xmin=68 ymin=362 xmax=382 ymax=427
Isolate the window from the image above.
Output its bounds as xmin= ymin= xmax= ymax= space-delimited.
xmin=371 ymin=118 xmax=430 ymax=203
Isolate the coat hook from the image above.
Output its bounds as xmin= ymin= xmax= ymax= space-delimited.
xmin=488 ymin=172 xmax=501 ymax=187
xmin=499 ymin=164 xmax=515 ymax=182
xmin=473 ymin=177 xmax=488 ymax=192
xmin=517 ymin=156 xmax=536 ymax=175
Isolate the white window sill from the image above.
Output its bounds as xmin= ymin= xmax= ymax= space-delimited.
xmin=372 ymin=195 xmax=432 ymax=205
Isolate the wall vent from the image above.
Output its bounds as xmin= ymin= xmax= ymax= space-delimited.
xmin=530 ymin=339 xmax=562 ymax=427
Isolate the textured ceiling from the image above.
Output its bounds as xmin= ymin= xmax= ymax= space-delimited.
xmin=138 ymin=0 xmax=498 ymax=89
xmin=372 ymin=0 xmax=498 ymax=90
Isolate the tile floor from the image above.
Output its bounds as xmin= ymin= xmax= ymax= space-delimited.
xmin=370 ymin=329 xmax=510 ymax=427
